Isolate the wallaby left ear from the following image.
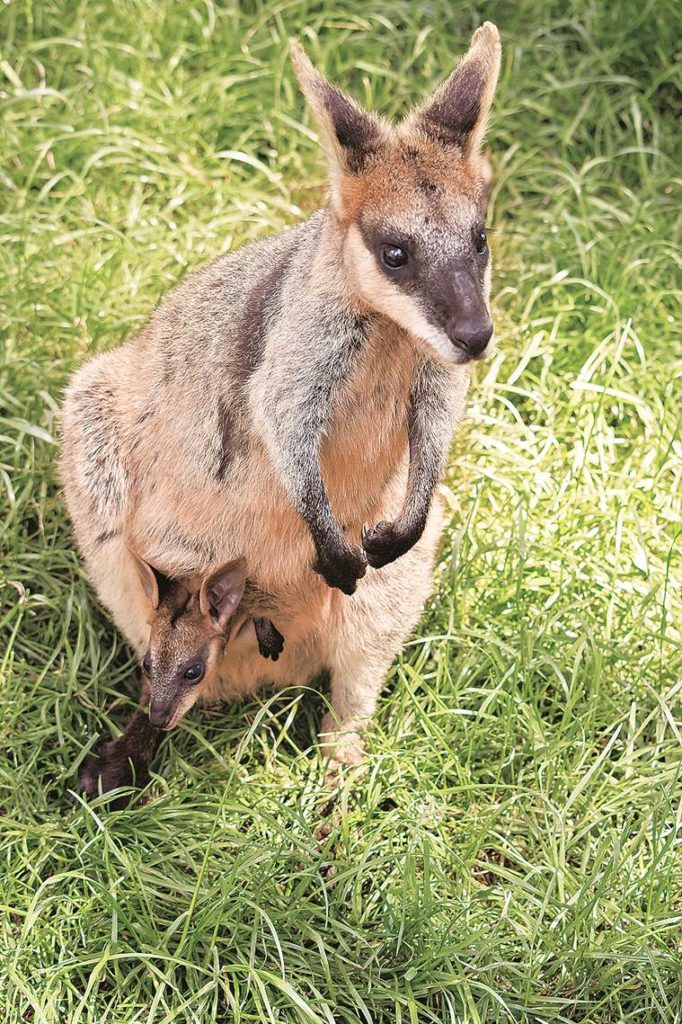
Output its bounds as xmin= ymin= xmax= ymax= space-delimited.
xmin=199 ymin=558 xmax=247 ymax=632
xmin=409 ymin=22 xmax=501 ymax=157
xmin=130 ymin=550 xmax=175 ymax=611
xmin=290 ymin=40 xmax=387 ymax=196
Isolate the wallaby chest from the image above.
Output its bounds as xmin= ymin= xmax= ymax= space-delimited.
xmin=322 ymin=323 xmax=415 ymax=516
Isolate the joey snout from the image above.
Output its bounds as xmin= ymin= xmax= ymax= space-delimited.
xmin=148 ymin=699 xmax=177 ymax=730
xmin=148 ymin=685 xmax=199 ymax=731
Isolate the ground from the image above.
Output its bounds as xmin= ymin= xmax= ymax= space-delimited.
xmin=1 ymin=0 xmax=681 ymax=1021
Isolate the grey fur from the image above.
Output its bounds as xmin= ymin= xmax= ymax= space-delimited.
xmin=61 ymin=26 xmax=501 ymax=768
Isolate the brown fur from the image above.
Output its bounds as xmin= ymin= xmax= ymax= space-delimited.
xmin=125 ymin=554 xmax=290 ymax=728
xmin=61 ymin=25 xmax=502 ymax=785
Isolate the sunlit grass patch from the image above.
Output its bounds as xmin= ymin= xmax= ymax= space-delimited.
xmin=1 ymin=0 xmax=681 ymax=1020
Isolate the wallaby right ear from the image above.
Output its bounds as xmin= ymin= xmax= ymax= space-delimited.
xmin=290 ymin=40 xmax=387 ymax=202
xmin=408 ymin=22 xmax=501 ymax=157
xmin=131 ymin=552 xmax=173 ymax=611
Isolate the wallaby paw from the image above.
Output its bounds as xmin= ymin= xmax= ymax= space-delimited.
xmin=362 ymin=519 xmax=423 ymax=568
xmin=361 ymin=520 xmax=412 ymax=568
xmin=254 ymin=618 xmax=285 ymax=661
xmin=78 ymin=739 xmax=151 ymax=809
xmin=313 ymin=543 xmax=367 ymax=595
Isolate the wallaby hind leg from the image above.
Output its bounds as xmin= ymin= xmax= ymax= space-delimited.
xmin=320 ymin=505 xmax=444 ymax=767
xmin=319 ymin=653 xmax=389 ymax=767
xmin=78 ymin=678 xmax=161 ymax=808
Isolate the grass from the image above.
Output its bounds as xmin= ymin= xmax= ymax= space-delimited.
xmin=1 ymin=0 xmax=681 ymax=1020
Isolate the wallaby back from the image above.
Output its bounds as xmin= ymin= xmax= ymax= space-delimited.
xmin=62 ymin=24 xmax=502 ymax=762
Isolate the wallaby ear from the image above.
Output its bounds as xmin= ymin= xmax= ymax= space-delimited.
xmin=290 ymin=40 xmax=386 ymax=197
xmin=409 ymin=22 xmax=501 ymax=157
xmin=199 ymin=557 xmax=247 ymax=632
xmin=131 ymin=552 xmax=174 ymax=611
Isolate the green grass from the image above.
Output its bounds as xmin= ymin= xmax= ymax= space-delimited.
xmin=1 ymin=0 xmax=681 ymax=1020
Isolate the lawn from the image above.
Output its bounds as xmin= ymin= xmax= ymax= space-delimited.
xmin=1 ymin=0 xmax=681 ymax=1021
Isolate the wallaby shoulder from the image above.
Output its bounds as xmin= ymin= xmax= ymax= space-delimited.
xmin=140 ymin=212 xmax=325 ymax=365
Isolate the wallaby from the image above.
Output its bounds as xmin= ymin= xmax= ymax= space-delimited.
xmin=79 ymin=555 xmax=285 ymax=803
xmin=61 ymin=24 xmax=501 ymax=795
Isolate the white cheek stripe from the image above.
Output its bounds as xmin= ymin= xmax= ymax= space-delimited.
xmin=346 ymin=225 xmax=459 ymax=363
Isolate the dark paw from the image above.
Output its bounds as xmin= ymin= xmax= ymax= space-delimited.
xmin=255 ymin=618 xmax=285 ymax=661
xmin=361 ymin=520 xmax=418 ymax=569
xmin=313 ymin=543 xmax=367 ymax=595
xmin=78 ymin=739 xmax=151 ymax=809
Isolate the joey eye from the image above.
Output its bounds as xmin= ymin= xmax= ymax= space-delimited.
xmin=475 ymin=229 xmax=488 ymax=254
xmin=142 ymin=654 xmax=151 ymax=676
xmin=380 ymin=244 xmax=409 ymax=269
xmin=183 ymin=662 xmax=205 ymax=684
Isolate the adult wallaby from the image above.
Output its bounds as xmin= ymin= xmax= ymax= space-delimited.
xmin=61 ymin=24 xmax=501 ymax=793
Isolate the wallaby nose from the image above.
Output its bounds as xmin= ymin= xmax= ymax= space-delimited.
xmin=449 ymin=318 xmax=493 ymax=358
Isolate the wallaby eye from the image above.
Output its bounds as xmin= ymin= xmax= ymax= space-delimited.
xmin=475 ymin=229 xmax=488 ymax=254
xmin=142 ymin=654 xmax=152 ymax=676
xmin=381 ymin=244 xmax=409 ymax=269
xmin=183 ymin=662 xmax=205 ymax=684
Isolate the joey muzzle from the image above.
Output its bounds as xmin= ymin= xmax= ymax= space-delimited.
xmin=149 ymin=696 xmax=183 ymax=730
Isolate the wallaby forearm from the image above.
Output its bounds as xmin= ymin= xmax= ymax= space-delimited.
xmin=263 ymin=404 xmax=368 ymax=594
xmin=363 ymin=358 xmax=462 ymax=568
xmin=251 ymin=295 xmax=371 ymax=593
xmin=403 ymin=358 xmax=462 ymax=530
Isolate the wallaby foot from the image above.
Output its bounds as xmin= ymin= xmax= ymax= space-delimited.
xmin=315 ymin=760 xmax=368 ymax=840
xmin=253 ymin=617 xmax=285 ymax=660
xmin=316 ymin=727 xmax=368 ymax=833
xmin=361 ymin=520 xmax=422 ymax=569
xmin=78 ymin=706 xmax=161 ymax=809
xmin=319 ymin=711 xmax=366 ymax=766
xmin=313 ymin=541 xmax=367 ymax=595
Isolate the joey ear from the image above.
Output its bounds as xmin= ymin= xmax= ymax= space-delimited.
xmin=290 ymin=40 xmax=386 ymax=194
xmin=131 ymin=552 xmax=174 ymax=611
xmin=199 ymin=557 xmax=247 ymax=632
xmin=410 ymin=22 xmax=501 ymax=157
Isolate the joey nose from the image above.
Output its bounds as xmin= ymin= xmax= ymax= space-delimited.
xmin=149 ymin=701 xmax=172 ymax=729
